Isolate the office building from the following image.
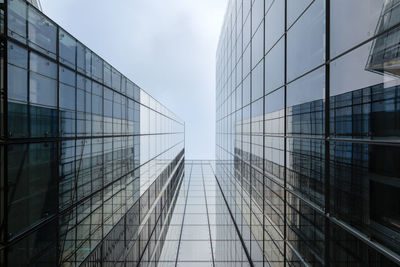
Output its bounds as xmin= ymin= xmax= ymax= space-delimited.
xmin=216 ymin=0 xmax=400 ymax=266
xmin=0 ymin=0 xmax=185 ymax=266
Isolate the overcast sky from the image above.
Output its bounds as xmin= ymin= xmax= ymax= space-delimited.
xmin=41 ymin=0 xmax=228 ymax=159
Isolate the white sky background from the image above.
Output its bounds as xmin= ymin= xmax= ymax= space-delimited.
xmin=41 ymin=0 xmax=228 ymax=159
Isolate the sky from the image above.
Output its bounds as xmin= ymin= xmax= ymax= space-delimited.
xmin=40 ymin=0 xmax=228 ymax=159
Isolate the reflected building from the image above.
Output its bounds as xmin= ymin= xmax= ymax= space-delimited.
xmin=216 ymin=0 xmax=400 ymax=266
xmin=0 ymin=0 xmax=185 ymax=266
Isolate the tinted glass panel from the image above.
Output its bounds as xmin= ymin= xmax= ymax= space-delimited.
xmin=331 ymin=0 xmax=397 ymax=58
xmin=330 ymin=37 xmax=400 ymax=140
xmin=287 ymin=0 xmax=313 ymax=28
xmin=8 ymin=0 xmax=27 ymax=43
xmin=265 ymin=38 xmax=284 ymax=94
xmin=265 ymin=0 xmax=284 ymax=53
xmin=287 ymin=67 xmax=325 ymax=137
xmin=28 ymin=6 xmax=57 ymax=57
xmin=7 ymin=143 xmax=57 ymax=237
xmin=59 ymin=29 xmax=76 ymax=68
xmin=287 ymin=0 xmax=325 ymax=81
xmin=252 ymin=22 xmax=264 ymax=68
xmin=251 ymin=60 xmax=264 ymax=101
xmin=330 ymin=142 xmax=400 ymax=255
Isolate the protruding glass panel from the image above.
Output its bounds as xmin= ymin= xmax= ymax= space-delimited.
xmin=28 ymin=5 xmax=57 ymax=58
xmin=59 ymin=29 xmax=76 ymax=69
xmin=8 ymin=0 xmax=27 ymax=43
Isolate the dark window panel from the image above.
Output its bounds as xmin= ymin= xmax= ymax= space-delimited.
xmin=7 ymin=142 xmax=57 ymax=238
xmin=330 ymin=141 xmax=400 ymax=255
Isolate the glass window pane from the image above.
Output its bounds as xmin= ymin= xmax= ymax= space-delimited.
xmin=104 ymin=62 xmax=111 ymax=87
xmin=8 ymin=64 xmax=27 ymax=102
xmin=330 ymin=37 xmax=400 ymax=140
xmin=252 ymin=22 xmax=264 ymax=68
xmin=59 ymin=29 xmax=76 ymax=68
xmin=92 ymin=53 xmax=103 ymax=82
xmin=243 ymin=75 xmax=250 ymax=106
xmin=7 ymin=220 xmax=57 ymax=266
xmin=30 ymin=72 xmax=57 ymax=107
xmin=287 ymin=66 xmax=325 ymax=108
xmin=252 ymin=0 xmax=264 ymax=35
xmin=331 ymin=0 xmax=392 ymax=58
xmin=265 ymin=87 xmax=284 ymax=114
xmin=265 ymin=38 xmax=284 ymax=94
xmin=330 ymin=142 xmax=400 ymax=254
xmin=30 ymin=52 xmax=57 ymax=78
xmin=29 ymin=52 xmax=57 ymax=107
xmin=287 ymin=67 xmax=325 ymax=137
xmin=251 ymin=60 xmax=264 ymax=101
xmin=8 ymin=41 xmax=27 ymax=68
xmin=287 ymin=0 xmax=325 ymax=81
xmin=112 ymin=68 xmax=121 ymax=91
xmin=77 ymin=88 xmax=85 ymax=112
xmin=28 ymin=6 xmax=57 ymax=57
xmin=265 ymin=0 xmax=285 ymax=53
xmin=243 ymin=15 xmax=251 ymax=50
xmin=7 ymin=143 xmax=57 ymax=237
xmin=59 ymin=83 xmax=75 ymax=110
xmin=287 ymin=0 xmax=313 ymax=28
xmin=8 ymin=42 xmax=28 ymax=102
xmin=8 ymin=0 xmax=27 ymax=43
xmin=60 ymin=66 xmax=75 ymax=86
xmin=7 ymin=101 xmax=28 ymax=138
xmin=77 ymin=42 xmax=85 ymax=73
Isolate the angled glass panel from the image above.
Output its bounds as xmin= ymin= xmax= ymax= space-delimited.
xmin=59 ymin=29 xmax=76 ymax=68
xmin=28 ymin=5 xmax=57 ymax=58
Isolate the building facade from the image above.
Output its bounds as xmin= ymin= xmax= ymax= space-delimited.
xmin=216 ymin=0 xmax=400 ymax=266
xmin=0 ymin=0 xmax=185 ymax=266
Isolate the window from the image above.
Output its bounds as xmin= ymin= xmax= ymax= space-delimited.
xmin=265 ymin=38 xmax=284 ymax=94
xmin=265 ymin=0 xmax=285 ymax=53
xmin=7 ymin=143 xmax=57 ymax=237
xmin=287 ymin=0 xmax=313 ymax=28
xmin=251 ymin=60 xmax=264 ymax=101
xmin=28 ymin=6 xmax=57 ymax=57
xmin=112 ymin=68 xmax=121 ymax=91
xmin=29 ymin=52 xmax=57 ymax=107
xmin=59 ymin=29 xmax=76 ymax=68
xmin=92 ymin=53 xmax=103 ymax=82
xmin=287 ymin=0 xmax=325 ymax=81
xmin=104 ymin=62 xmax=112 ymax=87
xmin=331 ymin=0 xmax=389 ymax=58
xmin=8 ymin=0 xmax=27 ymax=43
xmin=8 ymin=42 xmax=28 ymax=102
xmin=252 ymin=23 xmax=264 ymax=68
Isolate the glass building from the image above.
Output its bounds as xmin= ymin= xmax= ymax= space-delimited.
xmin=216 ymin=0 xmax=400 ymax=266
xmin=0 ymin=0 xmax=185 ymax=266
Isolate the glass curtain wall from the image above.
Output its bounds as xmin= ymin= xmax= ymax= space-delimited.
xmin=0 ymin=0 xmax=185 ymax=266
xmin=216 ymin=0 xmax=400 ymax=266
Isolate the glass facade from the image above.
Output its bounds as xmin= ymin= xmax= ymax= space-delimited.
xmin=156 ymin=161 xmax=253 ymax=267
xmin=216 ymin=0 xmax=400 ymax=266
xmin=0 ymin=1 xmax=185 ymax=266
